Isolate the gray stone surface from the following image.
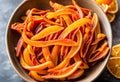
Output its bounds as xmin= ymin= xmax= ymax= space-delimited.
xmin=0 ymin=0 xmax=24 ymax=82
xmin=0 ymin=0 xmax=120 ymax=82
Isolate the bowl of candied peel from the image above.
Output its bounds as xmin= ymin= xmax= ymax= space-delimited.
xmin=6 ymin=0 xmax=112 ymax=82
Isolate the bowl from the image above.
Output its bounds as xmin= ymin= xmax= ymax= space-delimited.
xmin=6 ymin=0 xmax=112 ymax=82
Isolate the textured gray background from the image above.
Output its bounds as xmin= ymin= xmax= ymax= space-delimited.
xmin=0 ymin=0 xmax=120 ymax=82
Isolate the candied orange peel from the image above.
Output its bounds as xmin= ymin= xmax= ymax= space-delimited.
xmin=11 ymin=0 xmax=110 ymax=81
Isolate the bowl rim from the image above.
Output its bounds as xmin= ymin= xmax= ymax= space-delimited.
xmin=5 ymin=0 xmax=112 ymax=82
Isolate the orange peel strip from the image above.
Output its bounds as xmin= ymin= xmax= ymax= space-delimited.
xmin=31 ymin=26 xmax=64 ymax=40
xmin=72 ymin=0 xmax=84 ymax=18
xmin=47 ymin=8 xmax=77 ymax=19
xmin=74 ymin=53 xmax=89 ymax=69
xmin=42 ymin=61 xmax=82 ymax=79
xmin=27 ymin=45 xmax=35 ymax=56
xmin=60 ymin=15 xmax=72 ymax=26
xmin=42 ymin=47 xmax=54 ymax=68
xmin=51 ymin=46 xmax=60 ymax=66
xmin=23 ymin=48 xmax=33 ymax=66
xmin=59 ymin=18 xmax=91 ymax=39
xmin=29 ymin=71 xmax=44 ymax=81
xmin=41 ymin=16 xmax=61 ymax=25
xmin=20 ymin=55 xmax=53 ymax=71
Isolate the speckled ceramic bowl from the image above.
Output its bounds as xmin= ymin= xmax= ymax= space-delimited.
xmin=6 ymin=0 xmax=112 ymax=82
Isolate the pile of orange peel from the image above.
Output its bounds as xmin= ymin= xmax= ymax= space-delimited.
xmin=11 ymin=0 xmax=110 ymax=81
xmin=95 ymin=0 xmax=118 ymax=22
